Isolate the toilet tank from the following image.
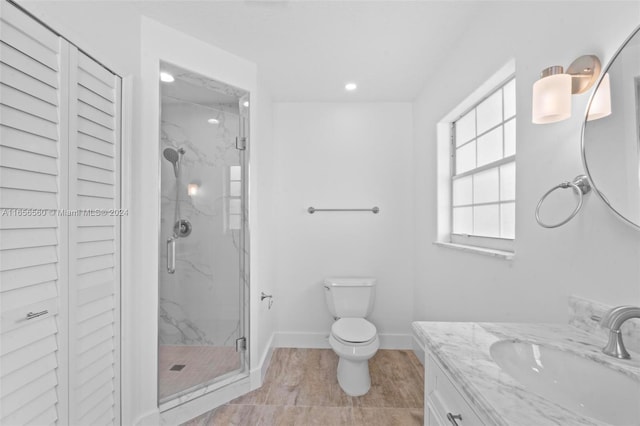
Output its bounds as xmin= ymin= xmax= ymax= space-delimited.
xmin=323 ymin=277 xmax=376 ymax=318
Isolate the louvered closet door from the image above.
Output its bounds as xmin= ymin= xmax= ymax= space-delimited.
xmin=1 ymin=3 xmax=121 ymax=425
xmin=67 ymin=47 xmax=121 ymax=426
xmin=0 ymin=3 xmax=68 ymax=425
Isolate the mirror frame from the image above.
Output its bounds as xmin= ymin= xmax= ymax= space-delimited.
xmin=581 ymin=24 xmax=640 ymax=231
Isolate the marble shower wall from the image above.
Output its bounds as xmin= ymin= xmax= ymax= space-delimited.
xmin=159 ymin=99 xmax=242 ymax=347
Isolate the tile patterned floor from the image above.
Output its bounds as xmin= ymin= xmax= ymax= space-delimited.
xmin=159 ymin=345 xmax=240 ymax=400
xmin=182 ymin=348 xmax=424 ymax=425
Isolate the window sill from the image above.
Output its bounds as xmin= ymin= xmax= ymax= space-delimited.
xmin=433 ymin=241 xmax=514 ymax=260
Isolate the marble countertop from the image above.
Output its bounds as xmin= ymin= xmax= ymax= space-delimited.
xmin=412 ymin=321 xmax=640 ymax=426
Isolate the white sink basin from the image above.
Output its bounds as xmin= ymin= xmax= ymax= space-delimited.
xmin=490 ymin=340 xmax=640 ymax=425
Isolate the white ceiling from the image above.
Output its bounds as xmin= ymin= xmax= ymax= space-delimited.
xmin=136 ymin=1 xmax=483 ymax=101
xmin=26 ymin=0 xmax=485 ymax=101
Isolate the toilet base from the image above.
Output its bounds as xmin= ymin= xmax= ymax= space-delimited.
xmin=337 ymin=357 xmax=371 ymax=396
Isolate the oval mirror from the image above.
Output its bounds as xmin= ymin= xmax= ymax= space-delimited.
xmin=582 ymin=24 xmax=640 ymax=230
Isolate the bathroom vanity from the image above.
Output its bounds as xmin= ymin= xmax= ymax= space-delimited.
xmin=413 ymin=320 xmax=640 ymax=426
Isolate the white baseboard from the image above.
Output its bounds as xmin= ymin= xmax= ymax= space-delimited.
xmin=260 ymin=333 xmax=275 ymax=383
xmin=273 ymin=332 xmax=412 ymax=349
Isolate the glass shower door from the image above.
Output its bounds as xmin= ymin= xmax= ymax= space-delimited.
xmin=157 ymin=62 xmax=248 ymax=403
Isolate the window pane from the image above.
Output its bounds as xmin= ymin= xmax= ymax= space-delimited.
xmin=453 ymin=207 xmax=472 ymax=235
xmin=229 ymin=198 xmax=241 ymax=214
xmin=230 ymin=181 xmax=241 ymax=197
xmin=503 ymin=79 xmax=516 ymax=119
xmin=500 ymin=202 xmax=515 ymax=239
xmin=474 ymin=204 xmax=499 ymax=237
xmin=476 ymin=90 xmax=502 ymax=134
xmin=453 ymin=176 xmax=472 ymax=206
xmin=500 ymin=162 xmax=516 ymax=201
xmin=477 ymin=127 xmax=503 ymax=167
xmin=455 ymin=111 xmax=475 ymax=146
xmin=455 ymin=141 xmax=476 ymax=174
xmin=504 ymin=118 xmax=516 ymax=157
xmin=230 ymin=166 xmax=242 ymax=181
xmin=229 ymin=214 xmax=241 ymax=230
xmin=474 ymin=167 xmax=499 ymax=204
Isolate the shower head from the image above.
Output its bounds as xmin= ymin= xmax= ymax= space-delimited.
xmin=163 ymin=147 xmax=183 ymax=178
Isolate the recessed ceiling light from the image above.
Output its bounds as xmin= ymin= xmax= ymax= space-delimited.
xmin=243 ymin=101 xmax=250 ymax=107
xmin=345 ymin=82 xmax=357 ymax=91
xmin=207 ymin=118 xmax=220 ymax=124
xmin=160 ymin=72 xmax=175 ymax=83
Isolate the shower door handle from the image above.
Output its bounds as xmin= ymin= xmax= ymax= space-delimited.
xmin=167 ymin=237 xmax=176 ymax=274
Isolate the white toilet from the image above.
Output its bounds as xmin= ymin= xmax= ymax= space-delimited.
xmin=323 ymin=277 xmax=379 ymax=396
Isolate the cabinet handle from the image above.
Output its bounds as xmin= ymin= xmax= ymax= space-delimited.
xmin=447 ymin=413 xmax=462 ymax=425
xmin=26 ymin=310 xmax=48 ymax=320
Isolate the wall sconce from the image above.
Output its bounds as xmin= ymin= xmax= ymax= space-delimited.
xmin=187 ymin=183 xmax=199 ymax=196
xmin=586 ymin=73 xmax=611 ymax=121
xmin=532 ymin=55 xmax=610 ymax=124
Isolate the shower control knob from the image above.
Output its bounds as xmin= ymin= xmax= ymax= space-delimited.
xmin=174 ymin=219 xmax=192 ymax=238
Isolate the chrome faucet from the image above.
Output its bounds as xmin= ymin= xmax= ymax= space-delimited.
xmin=600 ymin=306 xmax=640 ymax=359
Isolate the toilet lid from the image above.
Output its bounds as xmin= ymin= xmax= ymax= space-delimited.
xmin=332 ymin=318 xmax=377 ymax=343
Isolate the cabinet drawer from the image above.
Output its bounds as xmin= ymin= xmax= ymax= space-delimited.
xmin=426 ymin=355 xmax=484 ymax=426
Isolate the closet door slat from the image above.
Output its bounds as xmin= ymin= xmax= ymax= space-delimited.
xmin=0 ymin=104 xmax=58 ymax=140
xmin=0 ymin=125 xmax=58 ymax=158
xmin=0 ymin=2 xmax=59 ymax=52
xmin=77 ymin=69 xmax=113 ymax=103
xmin=0 ymin=21 xmax=58 ymax=70
xmin=1 ymin=352 xmax=57 ymax=397
xmin=78 ymin=100 xmax=114 ymax=130
xmin=78 ymin=85 xmax=114 ymax=117
xmin=0 ymin=42 xmax=58 ymax=88
xmin=0 ymin=83 xmax=58 ymax=122
xmin=0 ymin=264 xmax=58 ymax=293
xmin=0 ymin=167 xmax=58 ymax=193
xmin=0 ymin=63 xmax=58 ymax=105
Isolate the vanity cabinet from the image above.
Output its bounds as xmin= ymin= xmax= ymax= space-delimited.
xmin=425 ymin=353 xmax=485 ymax=426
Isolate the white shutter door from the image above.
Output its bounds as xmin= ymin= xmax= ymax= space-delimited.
xmin=67 ymin=47 xmax=121 ymax=426
xmin=0 ymin=2 xmax=67 ymax=425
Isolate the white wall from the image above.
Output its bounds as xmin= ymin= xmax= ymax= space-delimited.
xmin=272 ymin=103 xmax=414 ymax=346
xmin=413 ymin=1 xmax=640 ymax=324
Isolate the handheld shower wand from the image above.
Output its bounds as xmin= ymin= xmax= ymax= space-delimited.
xmin=163 ymin=147 xmax=190 ymax=273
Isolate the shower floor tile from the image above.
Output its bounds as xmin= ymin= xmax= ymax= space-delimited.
xmin=182 ymin=348 xmax=424 ymax=426
xmin=159 ymin=345 xmax=240 ymax=400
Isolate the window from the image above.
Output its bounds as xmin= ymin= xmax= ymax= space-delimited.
xmin=450 ymin=77 xmax=516 ymax=251
xmin=227 ymin=165 xmax=242 ymax=231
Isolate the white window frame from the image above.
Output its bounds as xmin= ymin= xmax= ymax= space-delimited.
xmin=436 ymin=60 xmax=516 ymax=258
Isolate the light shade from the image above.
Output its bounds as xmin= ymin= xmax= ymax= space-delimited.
xmin=532 ymin=73 xmax=572 ymax=124
xmin=587 ymin=73 xmax=611 ymax=121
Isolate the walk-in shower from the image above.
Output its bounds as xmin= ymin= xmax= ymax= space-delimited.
xmin=158 ymin=62 xmax=250 ymax=404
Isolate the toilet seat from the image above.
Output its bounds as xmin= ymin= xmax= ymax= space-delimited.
xmin=331 ymin=318 xmax=377 ymax=344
